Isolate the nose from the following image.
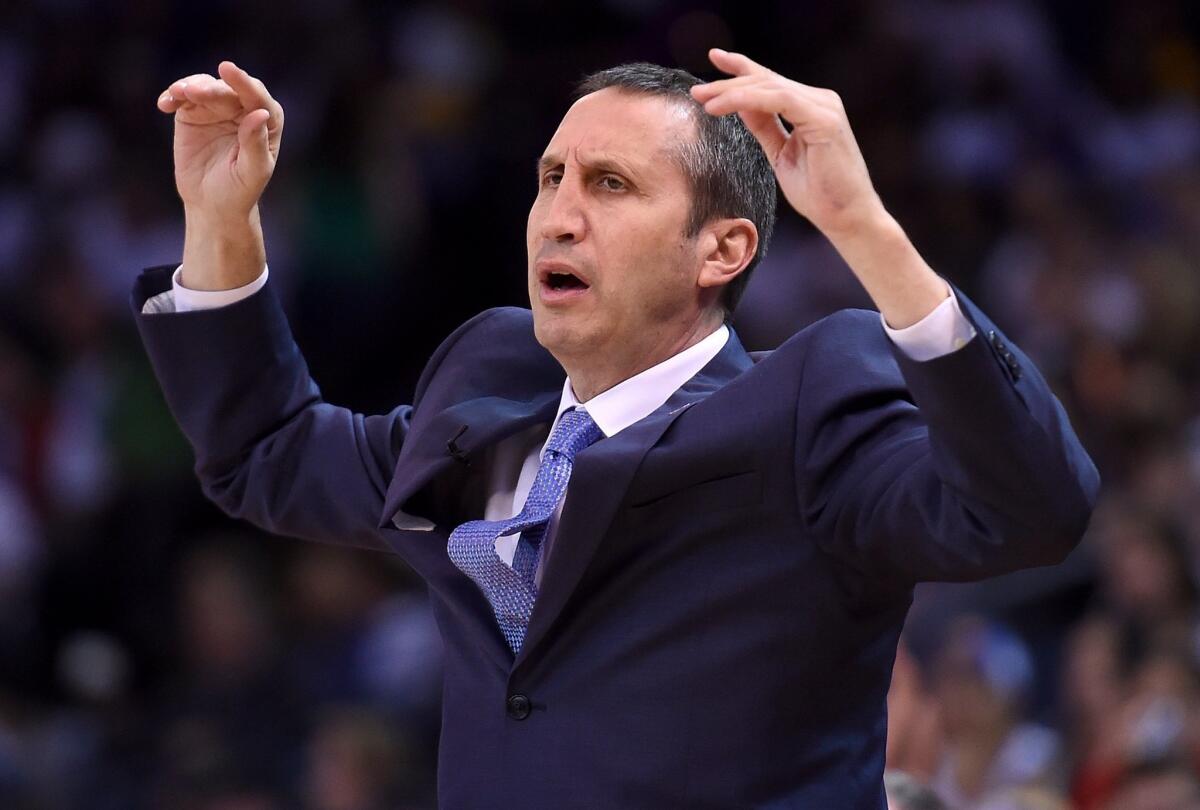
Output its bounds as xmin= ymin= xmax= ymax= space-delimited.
xmin=539 ymin=171 xmax=587 ymax=243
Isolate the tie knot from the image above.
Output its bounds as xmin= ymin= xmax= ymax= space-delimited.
xmin=545 ymin=408 xmax=603 ymax=460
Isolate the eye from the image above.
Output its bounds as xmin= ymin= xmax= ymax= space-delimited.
xmin=541 ymin=171 xmax=562 ymax=188
xmin=598 ymin=175 xmax=626 ymax=191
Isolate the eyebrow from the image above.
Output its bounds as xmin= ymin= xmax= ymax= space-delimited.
xmin=535 ymin=156 xmax=558 ymax=178
xmin=535 ymin=153 xmax=644 ymax=182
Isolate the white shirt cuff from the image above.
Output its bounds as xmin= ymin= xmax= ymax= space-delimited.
xmin=142 ymin=264 xmax=271 ymax=314
xmin=881 ymin=287 xmax=977 ymax=362
xmin=172 ymin=264 xmax=269 ymax=312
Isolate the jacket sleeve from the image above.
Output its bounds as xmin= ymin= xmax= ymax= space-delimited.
xmin=795 ymin=285 xmax=1100 ymax=587
xmin=132 ymin=264 xmax=413 ymax=552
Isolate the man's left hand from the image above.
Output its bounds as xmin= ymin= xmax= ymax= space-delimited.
xmin=690 ymin=48 xmax=883 ymax=241
xmin=690 ymin=48 xmax=949 ymax=330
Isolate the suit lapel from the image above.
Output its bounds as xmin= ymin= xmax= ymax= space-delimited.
xmin=515 ymin=329 xmax=753 ymax=669
xmin=379 ymin=391 xmax=561 ymax=531
xmin=378 ymin=391 xmax=561 ymax=674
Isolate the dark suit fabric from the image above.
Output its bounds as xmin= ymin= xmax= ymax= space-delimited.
xmin=132 ymin=264 xmax=1098 ymax=809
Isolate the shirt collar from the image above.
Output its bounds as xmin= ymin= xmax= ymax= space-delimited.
xmin=548 ymin=324 xmax=729 ymax=444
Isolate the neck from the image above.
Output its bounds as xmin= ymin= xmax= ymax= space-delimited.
xmin=564 ymin=311 xmax=723 ymax=402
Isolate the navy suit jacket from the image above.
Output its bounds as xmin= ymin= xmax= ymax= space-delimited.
xmin=132 ymin=264 xmax=1098 ymax=809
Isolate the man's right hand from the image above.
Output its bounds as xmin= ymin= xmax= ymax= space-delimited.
xmin=157 ymin=62 xmax=284 ymax=291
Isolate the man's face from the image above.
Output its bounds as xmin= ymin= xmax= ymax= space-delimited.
xmin=527 ymin=88 xmax=706 ymax=368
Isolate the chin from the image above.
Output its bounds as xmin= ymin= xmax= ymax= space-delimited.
xmin=533 ymin=311 xmax=592 ymax=358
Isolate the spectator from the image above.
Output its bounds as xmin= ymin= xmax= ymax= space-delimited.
xmin=929 ymin=618 xmax=1063 ymax=807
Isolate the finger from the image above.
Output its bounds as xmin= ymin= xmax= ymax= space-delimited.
xmin=157 ymin=73 xmax=216 ymax=113
xmin=695 ymin=79 xmax=789 ymax=160
xmin=690 ymin=74 xmax=763 ymax=102
xmin=695 ymin=76 xmax=786 ymax=113
xmin=166 ymin=73 xmax=216 ymax=101
xmin=179 ymin=79 xmax=244 ymax=117
xmin=701 ymin=84 xmax=834 ymax=133
xmin=700 ymin=74 xmax=838 ymax=113
xmin=701 ymin=84 xmax=791 ymax=118
xmin=737 ymin=110 xmax=789 ymax=163
xmin=218 ymin=61 xmax=283 ymax=130
xmin=707 ymin=48 xmax=771 ymax=78
xmin=235 ymin=108 xmax=273 ymax=185
xmin=157 ymin=88 xmax=182 ymax=113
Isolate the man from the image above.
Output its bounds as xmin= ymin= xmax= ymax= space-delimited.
xmin=134 ymin=49 xmax=1098 ymax=808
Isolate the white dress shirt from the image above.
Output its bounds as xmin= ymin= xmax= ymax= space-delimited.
xmin=143 ymin=265 xmax=976 ymax=580
xmin=485 ymin=323 xmax=730 ymax=583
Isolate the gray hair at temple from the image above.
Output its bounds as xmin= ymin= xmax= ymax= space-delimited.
xmin=574 ymin=62 xmax=778 ymax=315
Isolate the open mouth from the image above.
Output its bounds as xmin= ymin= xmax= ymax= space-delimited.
xmin=536 ymin=261 xmax=592 ymax=304
xmin=545 ymin=271 xmax=588 ymax=292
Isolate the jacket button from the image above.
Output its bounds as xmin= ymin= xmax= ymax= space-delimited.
xmin=507 ymin=694 xmax=532 ymax=720
xmin=988 ymin=331 xmax=1022 ymax=380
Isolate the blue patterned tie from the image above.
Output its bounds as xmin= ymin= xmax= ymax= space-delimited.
xmin=448 ymin=408 xmax=604 ymax=654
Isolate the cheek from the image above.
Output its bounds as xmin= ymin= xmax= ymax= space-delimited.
xmin=591 ymin=206 xmax=694 ymax=317
xmin=525 ymin=211 xmax=539 ymax=252
xmin=624 ymin=235 xmax=693 ymax=305
xmin=526 ymin=197 xmax=548 ymax=245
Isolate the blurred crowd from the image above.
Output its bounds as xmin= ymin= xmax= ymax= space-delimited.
xmin=1 ymin=0 xmax=1199 ymax=807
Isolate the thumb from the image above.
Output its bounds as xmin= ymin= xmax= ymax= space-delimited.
xmin=235 ymin=108 xmax=273 ymax=184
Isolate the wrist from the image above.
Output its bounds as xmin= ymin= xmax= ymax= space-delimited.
xmin=823 ymin=208 xmax=947 ymax=329
xmin=181 ymin=206 xmax=266 ymax=291
xmin=820 ymin=200 xmax=900 ymax=251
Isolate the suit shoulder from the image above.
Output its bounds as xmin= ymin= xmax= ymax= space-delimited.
xmin=463 ymin=306 xmax=535 ymax=339
xmin=797 ymin=308 xmax=886 ymax=347
xmin=741 ymin=308 xmax=906 ymax=413
xmin=413 ymin=306 xmax=561 ymax=407
xmin=769 ymin=308 xmax=894 ymax=369
xmin=439 ymin=307 xmax=544 ymax=360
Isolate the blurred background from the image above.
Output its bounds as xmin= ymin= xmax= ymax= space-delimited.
xmin=1 ymin=0 xmax=1199 ymax=807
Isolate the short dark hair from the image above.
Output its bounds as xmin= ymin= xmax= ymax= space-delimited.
xmin=575 ymin=63 xmax=777 ymax=314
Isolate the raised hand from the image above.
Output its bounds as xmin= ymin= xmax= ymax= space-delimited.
xmin=157 ymin=61 xmax=284 ymax=220
xmin=691 ymin=48 xmax=948 ymax=329
xmin=156 ymin=62 xmax=283 ymax=290
xmin=690 ymin=49 xmax=881 ymax=241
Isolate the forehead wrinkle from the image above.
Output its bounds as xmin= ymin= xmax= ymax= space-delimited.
xmin=538 ymin=146 xmax=652 ymax=182
xmin=540 ymin=93 xmax=699 ymax=185
xmin=576 ymin=150 xmax=647 ymax=180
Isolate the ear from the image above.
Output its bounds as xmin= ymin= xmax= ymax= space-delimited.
xmin=696 ymin=218 xmax=758 ymax=292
